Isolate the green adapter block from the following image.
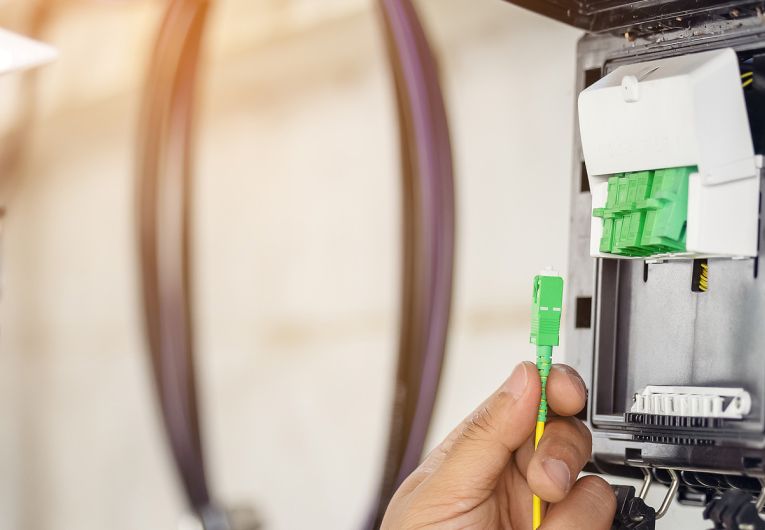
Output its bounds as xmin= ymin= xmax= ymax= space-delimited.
xmin=530 ymin=274 xmax=564 ymax=347
xmin=592 ymin=166 xmax=694 ymax=257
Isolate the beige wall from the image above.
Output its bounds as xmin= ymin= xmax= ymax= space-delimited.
xmin=0 ymin=1 xmax=676 ymax=528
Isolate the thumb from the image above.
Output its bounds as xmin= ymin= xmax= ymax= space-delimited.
xmin=420 ymin=362 xmax=541 ymax=499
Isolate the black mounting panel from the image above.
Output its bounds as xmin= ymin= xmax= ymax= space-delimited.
xmin=561 ymin=11 xmax=765 ymax=508
xmin=501 ymin=0 xmax=765 ymax=36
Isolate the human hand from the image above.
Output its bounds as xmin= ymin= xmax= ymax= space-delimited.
xmin=381 ymin=361 xmax=616 ymax=529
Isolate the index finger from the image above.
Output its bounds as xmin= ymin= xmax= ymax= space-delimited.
xmin=547 ymin=364 xmax=587 ymax=417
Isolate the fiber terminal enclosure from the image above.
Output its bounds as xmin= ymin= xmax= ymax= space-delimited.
xmin=501 ymin=0 xmax=765 ymax=520
xmin=560 ymin=21 xmax=765 ymax=511
xmin=579 ymin=49 xmax=760 ymax=259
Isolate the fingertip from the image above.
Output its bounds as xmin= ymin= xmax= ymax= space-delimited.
xmin=526 ymin=418 xmax=591 ymax=503
xmin=501 ymin=361 xmax=533 ymax=398
xmin=575 ymin=475 xmax=617 ymax=516
xmin=542 ymin=475 xmax=616 ymax=530
xmin=528 ymin=457 xmax=571 ymax=503
xmin=522 ymin=361 xmax=542 ymax=394
xmin=495 ymin=362 xmax=541 ymax=443
xmin=547 ymin=364 xmax=587 ymax=417
xmin=579 ymin=475 xmax=615 ymax=498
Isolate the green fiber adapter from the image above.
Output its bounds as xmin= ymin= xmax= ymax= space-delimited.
xmin=592 ymin=166 xmax=693 ymax=257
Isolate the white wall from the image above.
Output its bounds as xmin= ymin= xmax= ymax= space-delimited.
xmin=0 ymin=0 xmax=699 ymax=528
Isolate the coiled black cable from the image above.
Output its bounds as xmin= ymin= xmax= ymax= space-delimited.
xmin=365 ymin=1 xmax=456 ymax=527
xmin=136 ymin=0 xmax=214 ymax=518
xmin=136 ymin=2 xmax=454 ymax=529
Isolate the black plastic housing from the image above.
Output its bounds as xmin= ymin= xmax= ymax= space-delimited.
xmin=501 ymin=0 xmax=764 ymax=36
xmin=561 ymin=13 xmax=765 ymax=504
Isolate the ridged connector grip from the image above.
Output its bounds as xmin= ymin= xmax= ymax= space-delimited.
xmin=536 ymin=345 xmax=552 ymax=422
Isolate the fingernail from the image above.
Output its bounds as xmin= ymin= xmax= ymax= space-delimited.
xmin=555 ymin=365 xmax=587 ymax=401
xmin=504 ymin=363 xmax=529 ymax=399
xmin=570 ymin=373 xmax=587 ymax=401
xmin=543 ymin=458 xmax=571 ymax=493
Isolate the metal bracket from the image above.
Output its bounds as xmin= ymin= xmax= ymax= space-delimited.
xmin=656 ymin=469 xmax=680 ymax=520
xmin=635 ymin=468 xmax=679 ymax=519
xmin=638 ymin=467 xmax=653 ymax=500
xmin=755 ymin=478 xmax=765 ymax=514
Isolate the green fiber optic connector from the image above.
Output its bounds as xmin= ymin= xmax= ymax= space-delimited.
xmin=530 ymin=273 xmax=563 ymax=423
xmin=593 ymin=166 xmax=694 ymax=257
